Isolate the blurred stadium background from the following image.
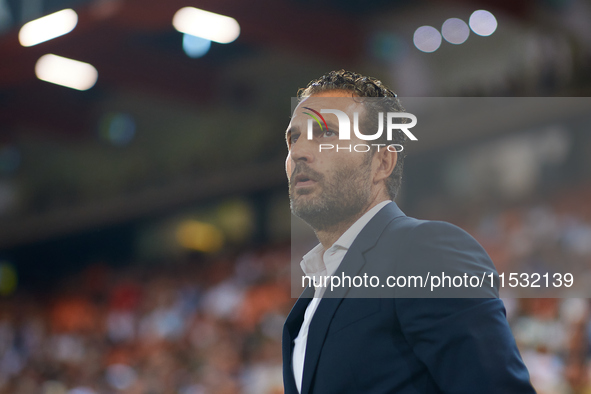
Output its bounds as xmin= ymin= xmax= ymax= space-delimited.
xmin=1 ymin=0 xmax=591 ymax=393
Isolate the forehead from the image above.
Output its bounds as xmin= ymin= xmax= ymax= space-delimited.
xmin=291 ymin=93 xmax=363 ymax=122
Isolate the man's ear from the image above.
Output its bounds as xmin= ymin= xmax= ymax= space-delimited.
xmin=373 ymin=148 xmax=397 ymax=184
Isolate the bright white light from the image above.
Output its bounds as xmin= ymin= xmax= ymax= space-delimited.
xmin=35 ymin=54 xmax=98 ymax=91
xmin=441 ymin=18 xmax=469 ymax=44
xmin=413 ymin=26 xmax=442 ymax=53
xmin=19 ymin=9 xmax=77 ymax=47
xmin=182 ymin=34 xmax=211 ymax=58
xmin=469 ymin=10 xmax=497 ymax=36
xmin=173 ymin=7 xmax=239 ymax=44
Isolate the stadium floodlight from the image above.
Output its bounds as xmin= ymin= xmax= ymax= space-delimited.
xmin=441 ymin=18 xmax=470 ymax=45
xmin=19 ymin=9 xmax=78 ymax=47
xmin=182 ymin=34 xmax=211 ymax=58
xmin=35 ymin=54 xmax=98 ymax=91
xmin=413 ymin=26 xmax=442 ymax=53
xmin=469 ymin=10 xmax=497 ymax=37
xmin=172 ymin=7 xmax=240 ymax=44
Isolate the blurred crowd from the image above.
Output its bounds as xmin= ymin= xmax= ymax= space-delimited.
xmin=1 ymin=184 xmax=591 ymax=394
xmin=0 ymin=245 xmax=292 ymax=394
xmin=443 ymin=183 xmax=591 ymax=394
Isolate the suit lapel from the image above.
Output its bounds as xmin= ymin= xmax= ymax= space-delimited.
xmin=299 ymin=248 xmax=364 ymax=394
xmin=299 ymin=202 xmax=406 ymax=394
xmin=283 ymin=286 xmax=314 ymax=394
xmin=285 ymin=285 xmax=315 ymax=336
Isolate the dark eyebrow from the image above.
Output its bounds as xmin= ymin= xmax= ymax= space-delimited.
xmin=285 ymin=125 xmax=300 ymax=148
xmin=285 ymin=120 xmax=340 ymax=145
xmin=285 ymin=126 xmax=294 ymax=141
xmin=324 ymin=121 xmax=338 ymax=130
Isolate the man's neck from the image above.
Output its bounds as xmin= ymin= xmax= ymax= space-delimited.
xmin=314 ymin=198 xmax=389 ymax=251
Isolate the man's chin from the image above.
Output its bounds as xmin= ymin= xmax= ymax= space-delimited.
xmin=290 ymin=202 xmax=342 ymax=230
xmin=291 ymin=200 xmax=320 ymax=217
xmin=291 ymin=201 xmax=320 ymax=216
xmin=290 ymin=190 xmax=320 ymax=207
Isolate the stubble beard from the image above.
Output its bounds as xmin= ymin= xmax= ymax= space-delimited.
xmin=289 ymin=156 xmax=373 ymax=231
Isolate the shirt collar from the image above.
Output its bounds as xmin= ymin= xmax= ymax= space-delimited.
xmin=300 ymin=200 xmax=392 ymax=276
xmin=333 ymin=200 xmax=391 ymax=250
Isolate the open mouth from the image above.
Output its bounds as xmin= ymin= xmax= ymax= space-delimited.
xmin=294 ymin=174 xmax=317 ymax=187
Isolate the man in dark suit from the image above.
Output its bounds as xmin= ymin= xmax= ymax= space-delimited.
xmin=282 ymin=70 xmax=536 ymax=394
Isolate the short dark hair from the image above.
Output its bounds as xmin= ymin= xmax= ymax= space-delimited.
xmin=298 ymin=69 xmax=407 ymax=200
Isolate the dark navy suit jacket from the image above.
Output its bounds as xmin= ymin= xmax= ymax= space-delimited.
xmin=282 ymin=202 xmax=536 ymax=394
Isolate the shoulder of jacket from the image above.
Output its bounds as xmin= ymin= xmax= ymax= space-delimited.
xmin=383 ymin=216 xmax=472 ymax=237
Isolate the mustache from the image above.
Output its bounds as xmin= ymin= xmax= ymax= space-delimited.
xmin=289 ymin=162 xmax=324 ymax=184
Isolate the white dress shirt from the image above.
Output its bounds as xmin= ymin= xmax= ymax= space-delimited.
xmin=292 ymin=200 xmax=392 ymax=393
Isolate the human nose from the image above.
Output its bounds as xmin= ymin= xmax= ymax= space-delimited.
xmin=290 ymin=135 xmax=315 ymax=164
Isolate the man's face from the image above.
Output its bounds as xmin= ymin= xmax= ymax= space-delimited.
xmin=285 ymin=91 xmax=374 ymax=230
